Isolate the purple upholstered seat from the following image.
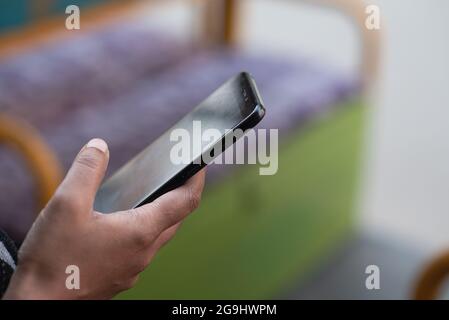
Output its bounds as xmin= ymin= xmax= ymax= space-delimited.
xmin=0 ymin=21 xmax=191 ymax=128
xmin=0 ymin=22 xmax=359 ymax=242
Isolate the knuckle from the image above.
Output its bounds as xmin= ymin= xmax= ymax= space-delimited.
xmin=76 ymin=152 xmax=101 ymax=171
xmin=111 ymin=279 xmax=125 ymax=293
xmin=130 ymin=229 xmax=152 ymax=249
xmin=135 ymin=203 xmax=169 ymax=234
xmin=48 ymin=190 xmax=78 ymax=212
xmin=186 ymin=187 xmax=201 ymax=212
xmin=123 ymin=276 xmax=139 ymax=290
xmin=133 ymin=257 xmax=149 ymax=274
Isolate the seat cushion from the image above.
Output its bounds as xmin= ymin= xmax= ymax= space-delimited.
xmin=0 ymin=27 xmax=360 ymax=242
xmin=0 ymin=20 xmax=191 ymax=128
xmin=41 ymin=50 xmax=360 ymax=174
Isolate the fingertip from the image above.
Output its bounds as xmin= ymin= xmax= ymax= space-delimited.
xmin=187 ymin=168 xmax=206 ymax=184
xmin=186 ymin=168 xmax=206 ymax=191
xmin=59 ymin=138 xmax=110 ymax=210
xmin=86 ymin=138 xmax=109 ymax=154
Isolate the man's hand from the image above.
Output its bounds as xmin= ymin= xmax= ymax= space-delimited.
xmin=3 ymin=138 xmax=205 ymax=299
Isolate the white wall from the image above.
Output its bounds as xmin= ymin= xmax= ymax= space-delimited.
xmin=241 ymin=0 xmax=449 ymax=252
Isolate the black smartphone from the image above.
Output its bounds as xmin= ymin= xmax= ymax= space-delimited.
xmin=94 ymin=72 xmax=265 ymax=213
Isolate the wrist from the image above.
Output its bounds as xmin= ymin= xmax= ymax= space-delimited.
xmin=3 ymin=264 xmax=65 ymax=300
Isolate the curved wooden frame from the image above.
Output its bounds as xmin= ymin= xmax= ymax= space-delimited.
xmin=204 ymin=0 xmax=381 ymax=91
xmin=0 ymin=0 xmax=142 ymax=58
xmin=0 ymin=114 xmax=63 ymax=213
xmin=413 ymin=251 xmax=449 ymax=300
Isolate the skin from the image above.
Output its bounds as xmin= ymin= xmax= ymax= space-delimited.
xmin=3 ymin=138 xmax=206 ymax=299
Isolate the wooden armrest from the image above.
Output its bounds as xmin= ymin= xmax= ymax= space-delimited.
xmin=205 ymin=0 xmax=381 ymax=91
xmin=0 ymin=114 xmax=63 ymax=214
xmin=0 ymin=0 xmax=141 ymax=59
xmin=413 ymin=251 xmax=449 ymax=300
xmin=304 ymin=0 xmax=381 ymax=90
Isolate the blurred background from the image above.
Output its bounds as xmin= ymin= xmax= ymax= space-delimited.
xmin=0 ymin=0 xmax=448 ymax=299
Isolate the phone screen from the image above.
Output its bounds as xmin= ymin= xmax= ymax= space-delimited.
xmin=94 ymin=73 xmax=264 ymax=213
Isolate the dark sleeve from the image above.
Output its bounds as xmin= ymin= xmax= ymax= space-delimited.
xmin=0 ymin=229 xmax=17 ymax=298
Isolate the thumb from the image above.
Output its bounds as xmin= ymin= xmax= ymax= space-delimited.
xmin=54 ymin=138 xmax=109 ymax=212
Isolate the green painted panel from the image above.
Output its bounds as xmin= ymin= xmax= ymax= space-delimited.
xmin=119 ymin=99 xmax=366 ymax=299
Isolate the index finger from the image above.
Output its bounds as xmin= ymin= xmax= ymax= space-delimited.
xmin=130 ymin=169 xmax=206 ymax=236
